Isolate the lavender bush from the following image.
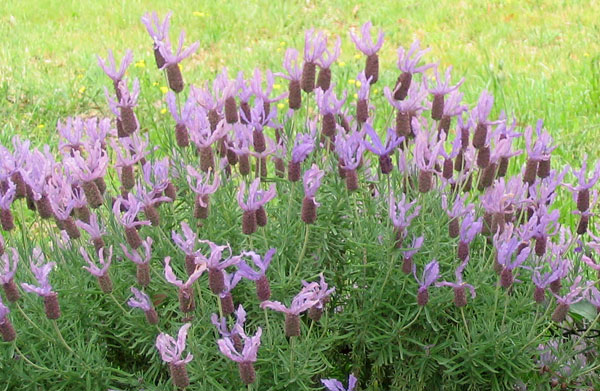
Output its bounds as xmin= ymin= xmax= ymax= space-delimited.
xmin=0 ymin=13 xmax=599 ymax=391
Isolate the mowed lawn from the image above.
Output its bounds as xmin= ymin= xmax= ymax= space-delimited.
xmin=1 ymin=0 xmax=599 ymax=163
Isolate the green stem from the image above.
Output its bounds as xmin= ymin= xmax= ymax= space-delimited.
xmin=13 ymin=343 xmax=52 ymax=372
xmin=109 ymin=292 xmax=128 ymax=314
xmin=460 ymin=307 xmax=471 ymax=342
xmin=291 ymin=224 xmax=310 ymax=279
xmin=289 ymin=337 xmax=295 ymax=380
xmin=399 ymin=307 xmax=423 ymax=333
xmin=16 ymin=303 xmax=51 ymax=339
xmin=52 ymin=320 xmax=77 ymax=357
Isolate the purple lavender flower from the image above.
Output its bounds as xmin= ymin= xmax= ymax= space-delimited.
xmin=316 ymin=86 xmax=347 ymax=139
xmin=57 ymin=117 xmax=85 ymax=155
xmin=238 ymin=249 xmax=276 ymax=301
xmin=97 ymin=49 xmax=133 ymax=97
xmin=105 ymin=78 xmax=141 ymax=136
xmin=112 ymin=194 xmax=151 ymax=249
xmin=141 ymin=11 xmax=172 ymax=68
xmin=132 ymin=181 xmax=172 ymax=227
xmin=288 ymin=131 xmax=315 ymax=181
xmin=436 ymin=257 xmax=476 ymax=307
xmin=212 ymin=305 xmax=247 ymax=340
xmin=564 ymin=157 xmax=600 ymax=214
xmin=187 ymin=165 xmax=220 ymax=220
xmin=261 ymin=285 xmax=319 ymax=336
xmin=76 ymin=213 xmax=106 ymax=253
xmin=218 ymin=271 xmax=242 ymax=315
xmin=471 ymin=91 xmax=502 ymax=149
xmin=172 ymin=222 xmax=201 ymax=276
xmin=0 ymin=247 xmax=20 ymax=302
xmin=335 ymin=130 xmax=365 ymax=191
xmin=158 ymin=30 xmax=200 ymax=93
xmin=121 ymin=237 xmax=153 ymax=287
xmin=0 ymin=296 xmax=16 ymax=342
xmin=301 ymin=28 xmax=327 ymax=93
xmin=0 ymin=180 xmax=16 ymax=231
xmin=65 ymin=142 xmax=109 ymax=208
xmin=302 ymin=273 xmax=335 ymax=321
xmin=276 ymin=48 xmax=303 ymax=109
xmin=196 ymin=239 xmax=239 ymax=295
xmin=494 ymin=225 xmax=531 ymax=288
xmin=237 ymin=178 xmax=277 ymax=235
xmin=166 ymin=91 xmax=196 ymax=147
xmin=301 ymin=164 xmax=325 ymax=224
xmin=164 ymin=256 xmax=207 ymax=313
xmin=355 ymin=71 xmax=373 ymax=123
xmin=218 ymin=325 xmax=262 ymax=385
xmin=350 ymin=21 xmax=384 ymax=84
xmin=389 ymin=192 xmax=421 ymax=248
xmin=441 ymin=194 xmax=474 ymax=238
xmin=362 ymin=123 xmax=403 ymax=174
xmin=425 ymin=66 xmax=464 ymax=120
xmin=531 ymin=260 xmax=564 ymax=304
xmin=316 ymin=36 xmax=341 ymax=91
xmin=21 ymin=248 xmax=60 ymax=319
xmin=249 ymin=69 xmax=286 ymax=122
xmin=401 ymin=235 xmax=424 ymax=275
xmin=81 ymin=246 xmax=113 ymax=293
xmin=385 ymin=80 xmax=429 ymax=138
xmin=413 ymin=119 xmax=445 ymax=192
xmin=413 ymin=260 xmax=440 ymax=306
xmin=128 ymin=287 xmax=158 ymax=324
xmin=322 ymin=374 xmax=358 ymax=391
xmin=156 ymin=323 xmax=194 ymax=388
xmin=457 ymin=212 xmax=482 ymax=261
xmin=394 ymin=40 xmax=436 ymax=100
xmin=438 ymin=90 xmax=468 ymax=137
xmin=551 ymin=276 xmax=591 ymax=322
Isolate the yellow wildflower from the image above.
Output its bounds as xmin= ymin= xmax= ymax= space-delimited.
xmin=37 ymin=124 xmax=45 ymax=129
xmin=160 ymin=86 xmax=169 ymax=94
xmin=78 ymin=86 xmax=86 ymax=94
xmin=347 ymin=79 xmax=356 ymax=85
xmin=277 ymin=103 xmax=285 ymax=110
xmin=193 ymin=11 xmax=205 ymax=17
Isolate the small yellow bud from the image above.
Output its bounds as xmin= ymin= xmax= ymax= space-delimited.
xmin=277 ymin=103 xmax=285 ymax=110
xmin=78 ymin=86 xmax=86 ymax=94
xmin=347 ymin=79 xmax=356 ymax=85
xmin=160 ymin=86 xmax=169 ymax=94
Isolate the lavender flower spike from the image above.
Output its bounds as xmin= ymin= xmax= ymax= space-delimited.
xmin=128 ymin=287 xmax=159 ymax=325
xmin=0 ymin=247 xmax=20 ymax=302
xmin=289 ymin=132 xmax=315 ymax=181
xmin=436 ymin=257 xmax=476 ymax=307
xmin=159 ymin=30 xmax=200 ymax=93
xmin=389 ymin=192 xmax=421 ymax=248
xmin=322 ymin=374 xmax=358 ymax=391
xmin=97 ymin=49 xmax=133 ymax=96
xmin=457 ymin=212 xmax=482 ymax=261
xmin=238 ymin=248 xmax=276 ymax=301
xmin=413 ymin=260 xmax=440 ymax=306
xmin=350 ymin=21 xmax=384 ymax=84
xmin=316 ymin=36 xmax=341 ymax=91
xmin=276 ymin=48 xmax=303 ymax=109
xmin=141 ymin=11 xmax=172 ymax=68
xmin=113 ymin=194 xmax=152 ymax=249
xmin=218 ymin=326 xmax=263 ymax=385
xmin=363 ymin=123 xmax=404 ymax=174
xmin=237 ymin=178 xmax=277 ymax=235
xmin=0 ymin=296 xmax=16 ymax=342
xmin=76 ymin=213 xmax=106 ymax=253
xmin=261 ymin=286 xmax=319 ymax=337
xmin=156 ymin=323 xmax=194 ymax=388
xmin=551 ymin=276 xmax=590 ymax=322
xmin=164 ymin=256 xmax=207 ymax=313
xmin=394 ymin=40 xmax=436 ymax=100
xmin=302 ymin=273 xmax=335 ymax=322
xmin=195 ymin=239 xmax=239 ymax=295
xmin=425 ymin=66 xmax=464 ymax=120
xmin=21 ymin=247 xmax=60 ymax=319
xmin=121 ymin=237 xmax=153 ymax=287
xmin=301 ymin=28 xmax=327 ymax=93
xmin=402 ymin=235 xmax=424 ymax=275
xmin=81 ymin=246 xmax=113 ymax=294
xmin=302 ymin=165 xmax=325 ymax=224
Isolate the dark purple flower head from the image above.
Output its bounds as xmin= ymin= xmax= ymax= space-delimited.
xmin=335 ymin=130 xmax=365 ymax=170
xmin=212 ymin=305 xmax=247 ymax=339
xmin=237 ymin=178 xmax=277 ymax=212
xmin=317 ymin=36 xmax=341 ymax=69
xmin=81 ymin=246 xmax=112 ymax=277
xmin=459 ymin=212 xmax=482 ymax=244
xmin=240 ymin=98 xmax=279 ymax=133
xmin=396 ymin=40 xmax=435 ymax=74
xmin=20 ymin=247 xmax=55 ymax=297
xmin=158 ymin=30 xmax=199 ymax=67
xmin=164 ymin=256 xmax=206 ymax=289
xmin=303 ymin=164 xmax=325 ymax=201
xmin=97 ymin=49 xmax=133 ymax=83
xmin=122 ymin=237 xmax=153 ymax=266
xmin=303 ymin=28 xmax=327 ymax=63
xmin=291 ymin=132 xmax=315 ymax=163
xmin=425 ymin=66 xmax=464 ymax=95
xmin=316 ymin=86 xmax=347 ymax=116
xmin=128 ymin=287 xmax=152 ymax=312
xmin=112 ymin=194 xmax=152 ymax=229
xmin=413 ymin=260 xmax=440 ymax=292
xmin=363 ymin=123 xmax=403 ymax=157
xmin=106 ymin=78 xmax=140 ymax=110
xmin=350 ymin=21 xmax=384 ymax=56
xmin=156 ymin=323 xmax=193 ymax=365
xmin=141 ymin=11 xmax=172 ymax=47
xmin=322 ymin=374 xmax=358 ymax=391
xmin=0 ymin=247 xmax=18 ymax=284
xmin=413 ymin=119 xmax=444 ymax=171
xmin=218 ymin=326 xmax=262 ymax=364
xmin=237 ymin=249 xmax=276 ymax=281
xmin=389 ymin=192 xmax=421 ymax=231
